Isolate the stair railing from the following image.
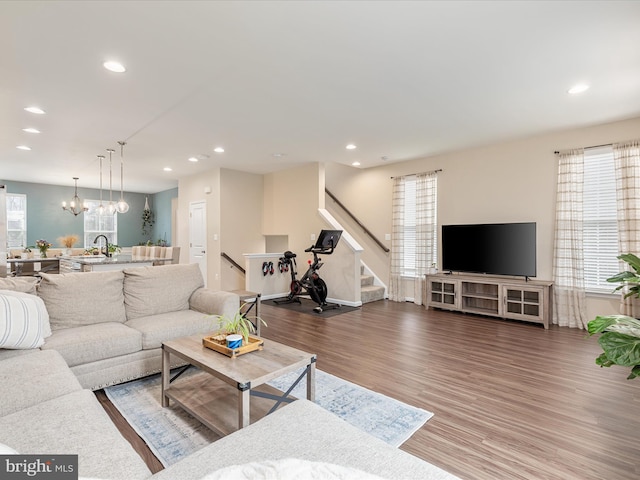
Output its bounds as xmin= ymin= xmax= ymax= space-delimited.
xmin=325 ymin=188 xmax=390 ymax=253
xmin=221 ymin=252 xmax=246 ymax=274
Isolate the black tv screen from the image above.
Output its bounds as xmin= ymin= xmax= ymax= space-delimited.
xmin=441 ymin=222 xmax=536 ymax=277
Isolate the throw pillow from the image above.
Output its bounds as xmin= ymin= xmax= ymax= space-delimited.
xmin=0 ymin=290 xmax=51 ymax=349
xmin=0 ymin=277 xmax=38 ymax=294
xmin=123 ymin=263 xmax=204 ymax=320
xmin=0 ymin=443 xmax=18 ymax=454
xmin=37 ymin=270 xmax=126 ymax=329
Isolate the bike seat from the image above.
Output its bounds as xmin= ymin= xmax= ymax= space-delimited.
xmin=283 ymin=250 xmax=297 ymax=259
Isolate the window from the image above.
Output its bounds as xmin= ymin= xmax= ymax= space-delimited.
xmin=583 ymin=146 xmax=619 ymax=293
xmin=401 ymin=175 xmax=438 ymax=276
xmin=83 ymin=200 xmax=118 ymax=248
xmin=6 ymin=194 xmax=27 ymax=248
xmin=403 ymin=177 xmax=417 ymax=274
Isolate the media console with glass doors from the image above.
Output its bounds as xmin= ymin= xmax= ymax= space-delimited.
xmin=426 ymin=273 xmax=553 ymax=329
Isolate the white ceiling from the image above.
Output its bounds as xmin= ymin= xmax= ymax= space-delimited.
xmin=1 ymin=1 xmax=640 ymax=194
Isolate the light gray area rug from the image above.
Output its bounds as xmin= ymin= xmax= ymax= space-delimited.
xmin=104 ymin=368 xmax=433 ymax=467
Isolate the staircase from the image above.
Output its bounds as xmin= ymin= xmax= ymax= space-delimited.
xmin=360 ymin=264 xmax=385 ymax=304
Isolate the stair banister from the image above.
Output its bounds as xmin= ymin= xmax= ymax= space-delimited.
xmin=325 ymin=189 xmax=390 ymax=253
xmin=221 ymin=252 xmax=246 ymax=274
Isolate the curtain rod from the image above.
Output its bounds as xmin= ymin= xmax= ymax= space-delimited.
xmin=391 ymin=168 xmax=442 ymax=179
xmin=554 ymin=143 xmax=612 ymax=155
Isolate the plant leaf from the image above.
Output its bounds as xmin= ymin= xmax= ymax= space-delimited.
xmin=595 ymin=352 xmax=614 ymax=367
xmin=628 ymin=365 xmax=640 ymax=380
xmin=618 ymin=253 xmax=640 ymax=273
xmin=587 ymin=316 xmax=621 ymax=335
xmin=597 ymin=332 xmax=640 ymax=367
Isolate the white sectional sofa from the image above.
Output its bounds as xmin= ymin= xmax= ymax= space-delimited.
xmin=0 ymin=265 xmax=460 ymax=480
xmin=0 ymin=263 xmax=239 ymax=389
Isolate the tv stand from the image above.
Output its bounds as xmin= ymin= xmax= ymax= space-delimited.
xmin=425 ymin=273 xmax=553 ymax=328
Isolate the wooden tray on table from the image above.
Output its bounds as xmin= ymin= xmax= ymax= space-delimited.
xmin=202 ymin=334 xmax=264 ymax=358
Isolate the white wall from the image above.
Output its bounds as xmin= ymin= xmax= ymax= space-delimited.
xmin=220 ymin=168 xmax=265 ymax=291
xmin=326 ymin=116 xmax=640 ymax=319
xmin=177 ymin=169 xmax=221 ymax=289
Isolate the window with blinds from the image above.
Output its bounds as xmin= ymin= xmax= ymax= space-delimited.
xmin=403 ymin=177 xmax=417 ymax=274
xmin=83 ymin=199 xmax=118 ymax=248
xmin=6 ymin=193 xmax=27 ymax=248
xmin=401 ymin=175 xmax=437 ymax=275
xmin=583 ymin=146 xmax=619 ymax=293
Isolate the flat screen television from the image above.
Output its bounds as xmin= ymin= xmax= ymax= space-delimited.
xmin=441 ymin=222 xmax=536 ymax=278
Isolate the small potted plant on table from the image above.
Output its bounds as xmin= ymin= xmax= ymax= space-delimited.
xmin=204 ymin=305 xmax=267 ymax=357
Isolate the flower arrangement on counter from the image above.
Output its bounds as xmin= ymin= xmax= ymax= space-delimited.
xmin=58 ymin=234 xmax=79 ymax=248
xmin=35 ymin=239 xmax=52 ymax=258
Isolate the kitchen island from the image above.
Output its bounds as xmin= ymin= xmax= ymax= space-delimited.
xmin=58 ymin=255 xmax=171 ymax=273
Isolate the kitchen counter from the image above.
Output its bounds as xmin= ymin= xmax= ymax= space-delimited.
xmin=59 ymin=255 xmax=171 ymax=273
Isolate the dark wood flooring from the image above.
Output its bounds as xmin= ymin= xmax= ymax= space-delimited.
xmin=96 ymin=300 xmax=640 ymax=479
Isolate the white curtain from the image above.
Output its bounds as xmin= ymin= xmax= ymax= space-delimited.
xmin=552 ymin=149 xmax=589 ymax=328
xmin=389 ymin=177 xmax=405 ymax=302
xmin=389 ymin=172 xmax=438 ymax=304
xmin=414 ymin=172 xmax=438 ymax=305
xmin=613 ymin=141 xmax=640 ymax=316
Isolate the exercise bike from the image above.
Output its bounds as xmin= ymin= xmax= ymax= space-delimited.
xmin=275 ymin=229 xmax=342 ymax=313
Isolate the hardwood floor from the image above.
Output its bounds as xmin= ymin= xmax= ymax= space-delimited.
xmin=97 ymin=300 xmax=640 ymax=479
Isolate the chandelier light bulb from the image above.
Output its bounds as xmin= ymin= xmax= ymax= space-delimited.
xmin=116 ymin=141 xmax=130 ymax=214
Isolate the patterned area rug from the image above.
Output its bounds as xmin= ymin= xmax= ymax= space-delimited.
xmin=104 ymin=368 xmax=433 ymax=467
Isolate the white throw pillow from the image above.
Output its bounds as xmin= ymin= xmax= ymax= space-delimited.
xmin=202 ymin=458 xmax=386 ymax=480
xmin=0 ymin=443 xmax=18 ymax=454
xmin=0 ymin=290 xmax=51 ymax=349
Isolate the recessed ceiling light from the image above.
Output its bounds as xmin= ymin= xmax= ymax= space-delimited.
xmin=16 ymin=145 xmax=31 ymax=151
xmin=104 ymin=61 xmax=126 ymax=73
xmin=22 ymin=128 xmax=40 ymax=134
xmin=352 ymin=161 xmax=361 ymax=166
xmin=568 ymin=84 xmax=589 ymax=94
xmin=346 ymin=144 xmax=357 ymax=150
xmin=272 ymin=153 xmax=286 ymax=158
xmin=24 ymin=106 xmax=45 ymax=114
xmin=213 ymin=147 xmax=225 ymax=153
xmin=188 ymin=157 xmax=199 ymax=162
xmin=163 ymin=167 xmax=172 ymax=172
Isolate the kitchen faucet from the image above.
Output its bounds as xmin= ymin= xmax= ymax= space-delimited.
xmin=93 ymin=234 xmax=111 ymax=258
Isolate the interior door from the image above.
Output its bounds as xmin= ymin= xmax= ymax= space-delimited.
xmin=189 ymin=201 xmax=207 ymax=286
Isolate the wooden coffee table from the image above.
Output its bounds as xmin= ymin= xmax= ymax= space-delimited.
xmin=161 ymin=335 xmax=316 ymax=436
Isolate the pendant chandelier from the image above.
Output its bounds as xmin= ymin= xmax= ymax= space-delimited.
xmin=106 ymin=148 xmax=116 ymax=215
xmin=116 ymin=141 xmax=130 ymax=213
xmin=61 ymin=177 xmax=88 ymax=216
xmin=97 ymin=155 xmax=106 ymax=215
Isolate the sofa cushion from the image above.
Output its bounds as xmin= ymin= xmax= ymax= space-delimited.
xmin=0 ymin=390 xmax=151 ymax=479
xmin=153 ymin=400 xmax=460 ymax=480
xmin=204 ymin=459 xmax=386 ymax=479
xmin=0 ymin=290 xmax=51 ymax=349
xmin=126 ymin=309 xmax=213 ymax=350
xmin=0 ymin=348 xmax=34 ymax=361
xmin=41 ymin=322 xmax=142 ymax=367
xmin=0 ymin=277 xmax=38 ymax=294
xmin=0 ymin=349 xmax=82 ymax=417
xmin=38 ymin=270 xmax=126 ymax=329
xmin=124 ymin=263 xmax=204 ymax=320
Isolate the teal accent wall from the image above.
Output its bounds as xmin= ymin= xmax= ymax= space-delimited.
xmin=3 ymin=181 xmax=177 ymax=248
xmin=150 ymin=188 xmax=178 ymax=245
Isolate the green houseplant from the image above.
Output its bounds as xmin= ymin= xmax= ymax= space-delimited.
xmin=212 ymin=304 xmax=267 ymax=343
xmin=587 ymin=253 xmax=640 ymax=379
